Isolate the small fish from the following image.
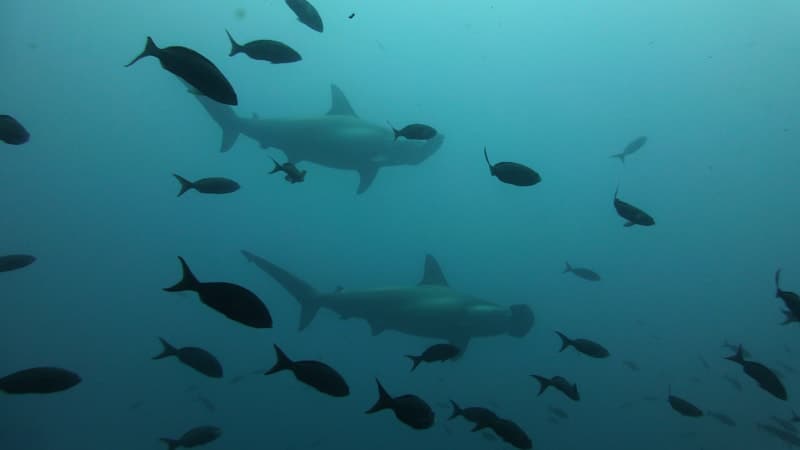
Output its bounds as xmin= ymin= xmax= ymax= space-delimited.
xmin=195 ymin=395 xmax=216 ymax=412
xmin=622 ymin=360 xmax=640 ymax=371
xmin=163 ymin=257 xmax=273 ymax=328
xmin=152 ymin=337 xmax=223 ymax=378
xmin=448 ymin=400 xmax=498 ymax=431
xmin=613 ymin=186 xmax=655 ymax=227
xmin=265 ymin=344 xmax=349 ymax=397
xmin=667 ymin=386 xmax=703 ymax=417
xmin=554 ymin=331 xmax=609 ymax=358
xmin=269 ymin=158 xmax=306 ymax=184
xmin=0 ymin=367 xmax=81 ymax=394
xmin=0 ymin=254 xmax=36 ymax=272
xmin=488 ymin=418 xmax=533 ymax=450
xmin=547 ymin=405 xmax=568 ymax=419
xmin=531 ymin=374 xmax=580 ymax=401
xmin=160 ymin=425 xmax=222 ymax=450
xmin=285 ymin=0 xmax=324 ymax=32
xmin=610 ymin=136 xmax=647 ymax=163
xmin=348 ymin=13 xmax=355 ymax=19
xmin=724 ymin=345 xmax=787 ymax=400
xmin=0 ymin=115 xmax=30 ymax=145
xmin=706 ymin=410 xmax=736 ymax=427
xmin=173 ymin=174 xmax=240 ymax=196
xmin=562 ymin=262 xmax=601 ymax=281
xmin=389 ymin=122 xmax=437 ymax=141
xmin=406 ymin=343 xmax=461 ymax=371
xmin=757 ymin=423 xmax=800 ymax=447
xmin=770 ymin=415 xmax=798 ymax=433
xmin=126 ymin=37 xmax=237 ymax=105
xmin=484 ymin=147 xmax=541 ymax=187
xmin=225 ymin=30 xmax=301 ymax=64
xmin=365 ymin=379 xmax=434 ymax=430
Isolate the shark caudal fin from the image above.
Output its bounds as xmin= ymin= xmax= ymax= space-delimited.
xmin=241 ymin=250 xmax=321 ymax=330
xmin=186 ymin=82 xmax=242 ymax=152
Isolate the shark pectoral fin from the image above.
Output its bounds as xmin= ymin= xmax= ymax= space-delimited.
xmin=368 ymin=321 xmax=386 ymax=336
xmin=356 ymin=166 xmax=379 ymax=194
xmin=327 ymin=84 xmax=358 ymax=117
xmin=418 ymin=254 xmax=449 ymax=286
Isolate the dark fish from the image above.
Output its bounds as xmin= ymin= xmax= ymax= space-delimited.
xmin=365 ymin=379 xmax=434 ymax=429
xmin=348 ymin=13 xmax=355 ymax=19
xmin=547 ymin=405 xmax=568 ymax=419
xmin=554 ymin=331 xmax=609 ymax=358
xmin=265 ymin=344 xmax=349 ymax=397
xmin=269 ymin=158 xmax=306 ymax=184
xmin=488 ymin=418 xmax=533 ymax=450
xmin=0 ymin=115 xmax=30 ymax=145
xmin=770 ymin=415 xmax=798 ymax=433
xmin=152 ymin=337 xmax=223 ymax=378
xmin=622 ymin=360 xmax=640 ymax=371
xmin=195 ymin=395 xmax=216 ymax=412
xmin=725 ymin=345 xmax=787 ymax=400
xmin=0 ymin=367 xmax=81 ymax=394
xmin=757 ymin=423 xmax=800 ymax=447
xmin=667 ymin=386 xmax=703 ymax=417
xmin=531 ymin=374 xmax=580 ymax=401
xmin=775 ymin=269 xmax=800 ymax=324
xmin=173 ymin=174 xmax=240 ymax=197
xmin=610 ymin=136 xmax=647 ymax=163
xmin=448 ymin=400 xmax=497 ymax=431
xmin=285 ymin=0 xmax=324 ymax=32
xmin=706 ymin=410 xmax=736 ymax=427
xmin=562 ymin=262 xmax=601 ymax=281
xmin=163 ymin=257 xmax=272 ymax=328
xmin=225 ymin=30 xmax=301 ymax=64
xmin=613 ymin=186 xmax=655 ymax=227
xmin=160 ymin=425 xmax=222 ymax=450
xmin=0 ymin=254 xmax=36 ymax=272
xmin=389 ymin=123 xmax=437 ymax=141
xmin=484 ymin=147 xmax=541 ymax=187
xmin=406 ymin=343 xmax=461 ymax=371
xmin=126 ymin=37 xmax=238 ymax=105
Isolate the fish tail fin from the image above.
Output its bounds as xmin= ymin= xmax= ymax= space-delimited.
xmin=152 ymin=337 xmax=178 ymax=359
xmin=125 ymin=36 xmax=159 ymax=67
xmin=159 ymin=438 xmax=180 ymax=450
xmin=610 ymin=152 xmax=625 ymax=163
xmin=173 ymin=174 xmax=194 ymax=196
xmin=405 ymin=355 xmax=422 ymax=372
xmin=781 ymin=309 xmax=796 ymax=325
xmin=483 ymin=146 xmax=494 ymax=174
xmin=386 ymin=121 xmax=399 ymax=140
xmin=269 ymin=158 xmax=282 ymax=174
xmin=448 ymin=400 xmax=463 ymax=420
xmin=531 ymin=374 xmax=550 ymax=395
xmin=163 ymin=256 xmax=200 ymax=292
xmin=365 ymin=378 xmax=393 ymax=414
xmin=265 ymin=344 xmax=293 ymax=375
xmin=563 ymin=262 xmax=572 ymax=273
xmin=225 ymin=29 xmax=242 ymax=56
xmin=555 ymin=331 xmax=571 ymax=352
xmin=724 ymin=345 xmax=745 ymax=364
xmin=240 ymin=250 xmax=321 ymax=331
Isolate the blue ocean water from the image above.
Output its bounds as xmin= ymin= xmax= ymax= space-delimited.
xmin=2 ymin=1 xmax=800 ymax=449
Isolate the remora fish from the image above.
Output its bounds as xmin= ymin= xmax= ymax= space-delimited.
xmin=189 ymin=85 xmax=444 ymax=194
xmin=240 ymin=250 xmax=534 ymax=351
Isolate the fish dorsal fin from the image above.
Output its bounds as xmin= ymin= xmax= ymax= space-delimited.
xmin=419 ymin=254 xmax=449 ymax=286
xmin=328 ymin=84 xmax=358 ymax=117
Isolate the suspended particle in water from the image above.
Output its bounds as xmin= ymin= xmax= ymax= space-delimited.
xmin=234 ymin=8 xmax=247 ymax=20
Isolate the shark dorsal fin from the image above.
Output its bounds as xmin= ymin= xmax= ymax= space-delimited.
xmin=419 ymin=254 xmax=448 ymax=286
xmin=328 ymin=84 xmax=358 ymax=117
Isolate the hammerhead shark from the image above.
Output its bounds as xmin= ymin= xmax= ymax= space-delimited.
xmin=240 ymin=250 xmax=535 ymax=351
xmin=191 ymin=85 xmax=445 ymax=194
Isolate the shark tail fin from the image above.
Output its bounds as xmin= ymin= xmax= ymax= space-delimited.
xmin=186 ymin=82 xmax=242 ymax=152
xmin=555 ymin=331 xmax=572 ymax=352
xmin=405 ymin=354 xmax=423 ymax=372
xmin=152 ymin=337 xmax=178 ymax=360
xmin=365 ymin=379 xmax=393 ymax=414
xmin=265 ymin=344 xmax=293 ymax=375
xmin=241 ymin=250 xmax=321 ymax=331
